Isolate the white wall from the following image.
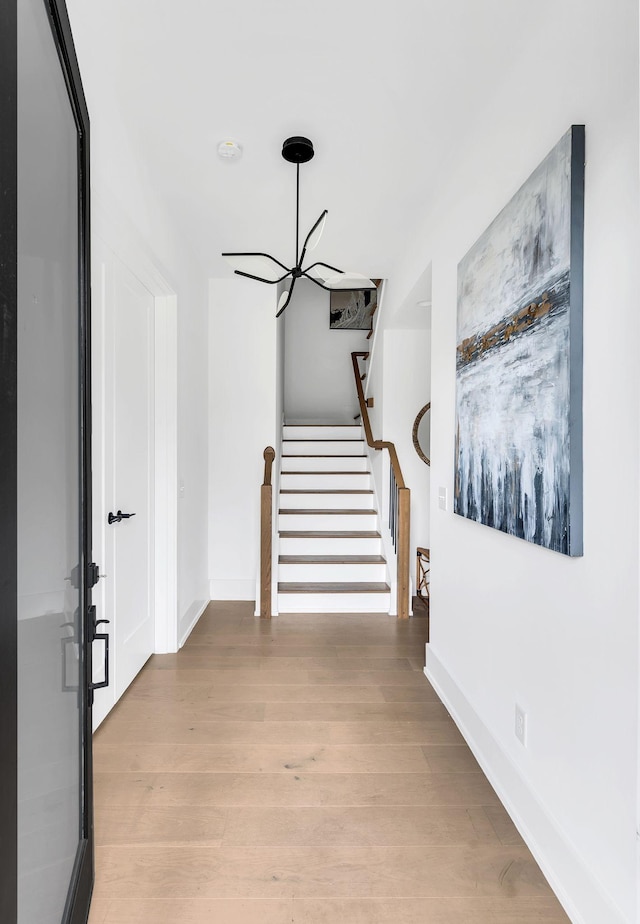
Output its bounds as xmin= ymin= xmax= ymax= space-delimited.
xmin=364 ymin=299 xmax=431 ymax=602
xmin=89 ymin=195 xmax=210 ymax=650
xmin=284 ymin=279 xmax=368 ymax=423
xmin=208 ymin=279 xmax=278 ymax=600
xmin=66 ymin=0 xmax=211 ymax=649
xmin=381 ymin=329 xmax=431 ymax=558
xmin=364 ymin=308 xmax=386 ymax=553
xmin=377 ymin=3 xmax=639 ymax=922
xmin=175 ymin=265 xmax=209 ymax=641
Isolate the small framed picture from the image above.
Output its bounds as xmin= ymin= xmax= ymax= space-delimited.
xmin=330 ymin=286 xmax=378 ymax=330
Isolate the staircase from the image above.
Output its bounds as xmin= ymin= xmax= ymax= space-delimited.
xmin=277 ymin=424 xmax=391 ymax=613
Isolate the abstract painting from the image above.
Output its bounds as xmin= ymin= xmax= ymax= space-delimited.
xmin=330 ymin=286 xmax=378 ymax=330
xmin=454 ymin=126 xmax=585 ymax=555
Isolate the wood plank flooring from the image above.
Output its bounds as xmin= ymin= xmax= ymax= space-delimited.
xmin=88 ymin=601 xmax=569 ymax=924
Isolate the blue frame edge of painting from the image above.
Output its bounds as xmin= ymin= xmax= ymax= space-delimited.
xmin=454 ymin=126 xmax=585 ymax=556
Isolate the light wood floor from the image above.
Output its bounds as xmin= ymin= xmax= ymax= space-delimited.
xmin=88 ymin=601 xmax=569 ymax=924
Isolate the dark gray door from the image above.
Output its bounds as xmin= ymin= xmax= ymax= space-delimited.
xmin=1 ymin=0 xmax=95 ymax=921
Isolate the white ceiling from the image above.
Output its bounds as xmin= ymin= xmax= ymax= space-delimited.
xmin=66 ymin=0 xmax=553 ymax=284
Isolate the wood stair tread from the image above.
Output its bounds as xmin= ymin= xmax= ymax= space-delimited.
xmin=279 ymin=555 xmax=386 ymax=564
xmin=282 ymin=454 xmax=367 ymax=458
xmin=284 ymin=424 xmax=359 ymax=427
xmin=278 ymin=582 xmax=391 ymax=593
xmin=283 ymin=439 xmax=362 ymax=442
xmin=283 ymin=471 xmax=370 ymax=476
xmin=279 ymin=530 xmax=381 ymax=538
xmin=279 ymin=508 xmax=377 ymax=515
xmin=280 ymin=489 xmax=374 ymax=495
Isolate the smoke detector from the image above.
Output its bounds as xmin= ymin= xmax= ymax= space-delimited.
xmin=217 ymin=140 xmax=243 ymax=162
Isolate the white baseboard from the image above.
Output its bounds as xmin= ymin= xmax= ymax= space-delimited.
xmin=252 ymin=578 xmax=279 ymax=618
xmin=425 ymin=645 xmax=628 ymax=924
xmin=253 ymin=602 xmax=280 ymax=617
xmin=209 ymin=579 xmax=255 ymax=600
xmin=179 ymin=598 xmax=208 ymax=648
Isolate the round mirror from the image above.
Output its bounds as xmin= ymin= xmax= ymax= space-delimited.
xmin=412 ymin=403 xmax=431 ymax=465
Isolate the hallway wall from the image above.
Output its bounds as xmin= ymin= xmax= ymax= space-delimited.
xmin=284 ymin=279 xmax=368 ymax=423
xmin=208 ymin=279 xmax=277 ymax=601
xmin=88 ymin=192 xmax=210 ymax=648
xmin=366 ymin=326 xmax=431 ymax=566
xmin=63 ymin=0 xmax=211 ymax=649
xmin=376 ymin=3 xmax=640 ymax=922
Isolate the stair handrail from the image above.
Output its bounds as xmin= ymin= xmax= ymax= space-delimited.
xmin=260 ymin=446 xmax=276 ymax=619
xmin=351 ymin=351 xmax=411 ymax=619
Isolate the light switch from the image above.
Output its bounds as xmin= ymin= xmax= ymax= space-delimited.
xmin=438 ymin=487 xmax=448 ymax=511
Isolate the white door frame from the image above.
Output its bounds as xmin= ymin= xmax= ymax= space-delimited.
xmin=152 ymin=289 xmax=178 ymax=653
xmin=92 ymin=197 xmax=178 ymax=688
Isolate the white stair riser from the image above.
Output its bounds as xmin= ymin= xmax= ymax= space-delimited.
xmin=283 ymin=426 xmax=362 ymax=440
xmin=283 ymin=440 xmax=365 ymax=456
xmin=278 ymin=592 xmax=391 ymax=614
xmin=279 ymin=563 xmax=387 ymax=582
xmin=276 ymin=423 xmax=388 ymax=615
xmin=281 ymin=456 xmax=368 ymax=472
xmin=279 ymin=536 xmax=382 ymax=555
xmin=279 ymin=513 xmax=378 ymax=531
xmin=279 ymin=492 xmax=374 ymax=510
xmin=281 ymin=473 xmax=372 ymax=491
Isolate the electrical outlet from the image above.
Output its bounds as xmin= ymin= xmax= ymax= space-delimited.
xmin=515 ymin=704 xmax=527 ymax=746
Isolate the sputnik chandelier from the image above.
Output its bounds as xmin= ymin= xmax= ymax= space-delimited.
xmin=222 ymin=136 xmax=376 ymax=317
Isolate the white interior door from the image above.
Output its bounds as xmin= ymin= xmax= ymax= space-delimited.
xmin=92 ymin=248 xmax=156 ymax=724
xmin=110 ymin=258 xmax=155 ymax=698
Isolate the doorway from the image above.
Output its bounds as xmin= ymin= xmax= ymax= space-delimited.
xmin=91 ymin=232 xmax=178 ymax=729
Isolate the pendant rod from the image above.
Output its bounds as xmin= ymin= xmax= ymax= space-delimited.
xmin=296 ymin=164 xmax=300 ymax=265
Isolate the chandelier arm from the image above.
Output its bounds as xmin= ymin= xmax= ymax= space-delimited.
xmin=304 ymin=260 xmax=344 ymax=277
xmin=276 ymin=276 xmax=298 ymax=318
xmin=303 ymin=272 xmax=335 ymax=291
xmin=234 ymin=269 xmax=293 ymax=285
xmin=222 ymin=252 xmax=291 ymax=273
xmin=299 ymin=210 xmax=328 ymax=267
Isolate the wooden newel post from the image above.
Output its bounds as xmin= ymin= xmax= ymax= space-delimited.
xmin=397 ymin=487 xmax=411 ymax=619
xmin=263 ymin=446 xmax=275 ymax=488
xmin=260 ymin=447 xmax=276 ymax=619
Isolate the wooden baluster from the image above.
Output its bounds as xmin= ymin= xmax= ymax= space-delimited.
xmin=397 ymin=487 xmax=411 ymax=619
xmin=260 ymin=447 xmax=275 ymax=619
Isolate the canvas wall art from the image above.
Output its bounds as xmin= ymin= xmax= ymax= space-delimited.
xmin=454 ymin=125 xmax=585 ymax=556
xmin=330 ymin=286 xmax=377 ymax=330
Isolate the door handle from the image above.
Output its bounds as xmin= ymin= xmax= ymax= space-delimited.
xmin=108 ymin=510 xmax=136 ymax=525
xmin=91 ymin=609 xmax=111 ymax=691
xmin=61 ymin=614 xmax=80 ymax=693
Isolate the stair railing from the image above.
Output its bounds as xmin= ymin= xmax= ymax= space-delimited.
xmin=260 ymin=446 xmax=276 ymax=619
xmin=351 ymin=351 xmax=411 ymax=619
